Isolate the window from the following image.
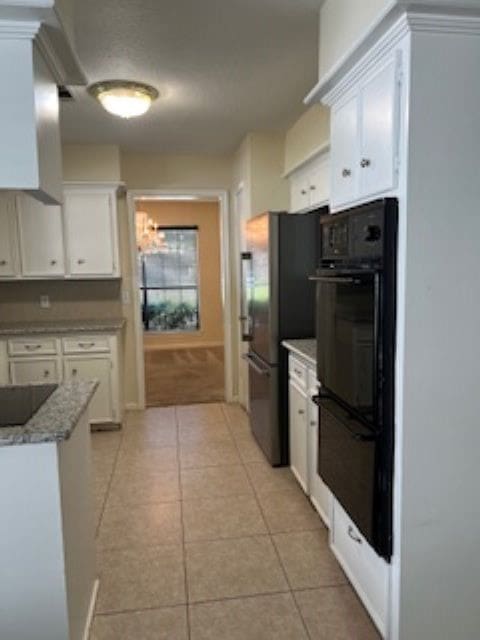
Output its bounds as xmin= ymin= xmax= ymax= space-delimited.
xmin=138 ymin=227 xmax=200 ymax=332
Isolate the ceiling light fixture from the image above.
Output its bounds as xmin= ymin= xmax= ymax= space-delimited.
xmin=88 ymin=80 xmax=159 ymax=119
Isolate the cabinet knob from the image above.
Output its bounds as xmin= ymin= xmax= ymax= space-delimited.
xmin=0 ymin=259 xmax=7 ymax=266
xmin=310 ymin=420 xmax=316 ymax=427
xmin=43 ymin=370 xmax=50 ymax=378
xmin=77 ymin=259 xmax=85 ymax=265
xmin=342 ymin=168 xmax=352 ymax=177
xmin=50 ymin=259 xmax=57 ymax=266
xmin=72 ymin=368 xmax=78 ymax=376
xmin=298 ymin=409 xmax=305 ymax=415
xmin=310 ymin=185 xmax=316 ymax=190
xmin=348 ymin=525 xmax=362 ymax=544
xmin=360 ymin=158 xmax=371 ymax=168
xmin=300 ymin=189 xmax=307 ymax=195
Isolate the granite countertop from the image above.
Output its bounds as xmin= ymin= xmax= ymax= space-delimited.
xmin=282 ymin=338 xmax=317 ymax=366
xmin=0 ymin=318 xmax=126 ymax=336
xmin=0 ymin=380 xmax=98 ymax=447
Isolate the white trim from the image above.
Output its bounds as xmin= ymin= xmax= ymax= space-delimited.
xmin=81 ymin=578 xmax=99 ymax=640
xmin=63 ymin=181 xmax=125 ymax=192
xmin=127 ymin=188 xmax=234 ymax=409
xmin=0 ymin=19 xmax=40 ymax=38
xmin=282 ymin=141 xmax=331 ymax=179
xmin=125 ymin=402 xmax=141 ymax=411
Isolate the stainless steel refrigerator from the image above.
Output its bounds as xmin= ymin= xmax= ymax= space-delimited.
xmin=240 ymin=209 xmax=324 ymax=466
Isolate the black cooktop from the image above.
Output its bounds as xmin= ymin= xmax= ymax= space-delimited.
xmin=0 ymin=384 xmax=57 ymax=427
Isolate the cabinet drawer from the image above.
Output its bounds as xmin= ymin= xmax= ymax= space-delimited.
xmin=62 ymin=335 xmax=110 ymax=355
xmin=8 ymin=337 xmax=58 ymax=357
xmin=331 ymin=499 xmax=389 ymax=636
xmin=289 ymin=355 xmax=307 ymax=389
xmin=10 ymin=358 xmax=59 ymax=384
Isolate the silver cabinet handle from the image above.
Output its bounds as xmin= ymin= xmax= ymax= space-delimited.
xmin=342 ymin=168 xmax=352 ymax=177
xmin=298 ymin=409 xmax=305 ymax=415
xmin=301 ymin=189 xmax=307 ymax=195
xmin=310 ymin=184 xmax=316 ymax=190
xmin=43 ymin=370 xmax=50 ymax=378
xmin=310 ymin=420 xmax=316 ymax=427
xmin=50 ymin=259 xmax=57 ymax=266
xmin=25 ymin=344 xmax=41 ymax=351
xmin=72 ymin=368 xmax=78 ymax=376
xmin=360 ymin=158 xmax=371 ymax=168
xmin=77 ymin=259 xmax=85 ymax=265
xmin=348 ymin=526 xmax=362 ymax=544
xmin=78 ymin=342 xmax=95 ymax=349
xmin=0 ymin=259 xmax=7 ymax=266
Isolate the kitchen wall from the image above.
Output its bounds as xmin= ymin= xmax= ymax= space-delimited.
xmin=62 ymin=144 xmax=121 ymax=182
xmin=318 ymin=0 xmax=391 ymax=78
xmin=138 ymin=200 xmax=223 ymax=348
xmin=284 ymin=104 xmax=330 ymax=174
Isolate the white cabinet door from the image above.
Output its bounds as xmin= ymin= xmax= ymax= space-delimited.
xmin=308 ymin=155 xmax=330 ymax=208
xmin=290 ymin=171 xmax=310 ymax=213
xmin=359 ymin=57 xmax=399 ymax=198
xmin=0 ymin=193 xmax=18 ymax=278
xmin=289 ymin=380 xmax=308 ymax=492
xmin=331 ymin=93 xmax=359 ymax=209
xmin=16 ymin=194 xmax=65 ymax=277
xmin=10 ymin=358 xmax=60 ymax=384
xmin=307 ymin=396 xmax=332 ymax=526
xmin=64 ymin=191 xmax=118 ymax=277
xmin=64 ymin=357 xmax=113 ymax=423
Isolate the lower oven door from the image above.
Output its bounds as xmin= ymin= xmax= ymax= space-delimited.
xmin=319 ymin=396 xmax=377 ymax=547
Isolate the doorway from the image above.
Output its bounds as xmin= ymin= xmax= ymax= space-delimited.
xmin=127 ymin=190 xmax=233 ymax=408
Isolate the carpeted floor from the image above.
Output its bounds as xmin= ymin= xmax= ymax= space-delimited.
xmin=144 ymin=344 xmax=225 ymax=407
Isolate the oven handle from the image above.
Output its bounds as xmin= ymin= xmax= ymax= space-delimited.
xmin=313 ymin=394 xmax=378 ymax=442
xmin=242 ymin=353 xmax=270 ymax=377
xmin=308 ymin=275 xmax=363 ymax=285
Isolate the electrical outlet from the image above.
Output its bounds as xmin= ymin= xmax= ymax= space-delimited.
xmin=40 ymin=295 xmax=50 ymax=309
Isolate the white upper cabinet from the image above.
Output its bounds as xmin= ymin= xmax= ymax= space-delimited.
xmin=331 ymin=94 xmax=358 ymax=208
xmin=329 ymin=53 xmax=401 ymax=211
xmin=63 ymin=188 xmax=120 ymax=278
xmin=0 ymin=193 xmax=18 ymax=278
xmin=17 ymin=194 xmax=65 ymax=277
xmin=289 ymin=147 xmax=330 ymax=213
xmin=359 ymin=57 xmax=399 ymax=199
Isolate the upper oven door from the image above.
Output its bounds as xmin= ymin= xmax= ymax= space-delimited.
xmin=314 ymin=270 xmax=378 ymax=424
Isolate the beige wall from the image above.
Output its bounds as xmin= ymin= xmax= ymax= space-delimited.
xmin=121 ymin=152 xmax=232 ymax=190
xmin=138 ymin=201 xmax=223 ymax=348
xmin=62 ymin=144 xmax=121 ymax=182
xmin=319 ymin=0 xmax=390 ymax=78
xmin=284 ymin=105 xmax=330 ymax=174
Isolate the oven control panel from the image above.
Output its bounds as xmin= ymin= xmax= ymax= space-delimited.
xmin=321 ymin=205 xmax=385 ymax=262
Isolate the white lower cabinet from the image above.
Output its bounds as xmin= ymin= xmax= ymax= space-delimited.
xmin=330 ymin=499 xmax=389 ymax=637
xmin=64 ymin=357 xmax=114 ymax=424
xmin=289 ymin=379 xmax=308 ymax=492
xmin=10 ymin=358 xmax=60 ymax=384
xmin=307 ymin=389 xmax=332 ymax=527
xmin=4 ymin=332 xmax=122 ymax=426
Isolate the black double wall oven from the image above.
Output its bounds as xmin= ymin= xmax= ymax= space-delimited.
xmin=312 ymin=199 xmax=397 ymax=560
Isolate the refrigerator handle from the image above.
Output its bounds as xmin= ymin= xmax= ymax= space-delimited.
xmin=239 ymin=251 xmax=253 ymax=342
xmin=242 ymin=353 xmax=270 ymax=376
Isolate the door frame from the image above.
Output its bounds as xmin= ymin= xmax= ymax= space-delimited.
xmin=126 ymin=188 xmax=233 ymax=408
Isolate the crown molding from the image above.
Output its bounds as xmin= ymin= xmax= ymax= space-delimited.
xmin=305 ymin=5 xmax=480 ymax=106
xmin=0 ymin=18 xmax=40 ymax=38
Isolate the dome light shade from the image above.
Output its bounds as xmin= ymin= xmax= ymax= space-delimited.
xmin=88 ymin=81 xmax=159 ymax=119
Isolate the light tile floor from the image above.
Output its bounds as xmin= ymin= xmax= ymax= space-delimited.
xmin=89 ymin=403 xmax=380 ymax=640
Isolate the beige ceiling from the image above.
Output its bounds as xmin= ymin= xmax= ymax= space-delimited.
xmin=60 ymin=0 xmax=323 ymax=154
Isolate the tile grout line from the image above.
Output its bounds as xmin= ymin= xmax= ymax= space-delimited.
xmin=222 ymin=403 xmax=313 ymax=640
xmin=175 ymin=405 xmax=192 ymax=640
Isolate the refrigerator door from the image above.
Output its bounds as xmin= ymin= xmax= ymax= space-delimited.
xmin=246 ymin=212 xmax=279 ymax=365
xmin=244 ymin=352 xmax=280 ymax=465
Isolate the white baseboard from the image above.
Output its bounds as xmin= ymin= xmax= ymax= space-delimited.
xmin=125 ymin=402 xmax=141 ymax=411
xmin=82 ymin=578 xmax=99 ymax=640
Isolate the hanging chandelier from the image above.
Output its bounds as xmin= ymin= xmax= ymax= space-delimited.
xmin=136 ymin=212 xmax=169 ymax=254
